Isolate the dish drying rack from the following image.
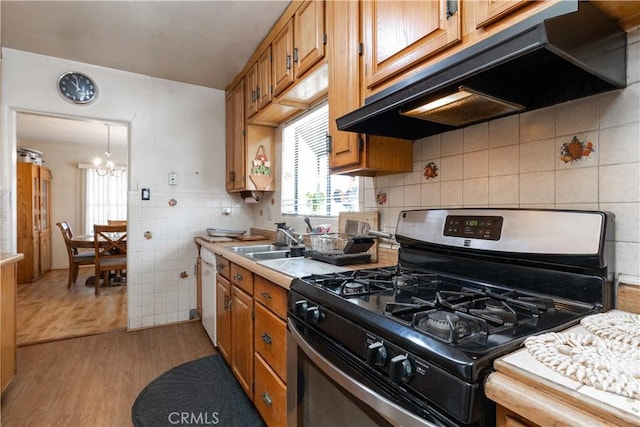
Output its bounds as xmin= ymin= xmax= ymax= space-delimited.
xmin=304 ymin=233 xmax=372 ymax=265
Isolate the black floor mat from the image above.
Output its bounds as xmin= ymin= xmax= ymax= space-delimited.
xmin=132 ymin=355 xmax=265 ymax=427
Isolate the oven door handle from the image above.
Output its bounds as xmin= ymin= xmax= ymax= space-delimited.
xmin=288 ymin=318 xmax=437 ymax=427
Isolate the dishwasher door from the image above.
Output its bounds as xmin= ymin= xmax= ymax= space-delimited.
xmin=200 ymin=247 xmax=216 ymax=345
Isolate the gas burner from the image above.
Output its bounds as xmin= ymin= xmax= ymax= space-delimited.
xmin=342 ymin=282 xmax=366 ymax=295
xmin=427 ymin=311 xmax=460 ymax=330
xmin=394 ymin=272 xmax=440 ymax=288
xmin=414 ymin=310 xmax=485 ymax=344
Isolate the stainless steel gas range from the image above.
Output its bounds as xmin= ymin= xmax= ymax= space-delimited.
xmin=287 ymin=208 xmax=614 ymax=426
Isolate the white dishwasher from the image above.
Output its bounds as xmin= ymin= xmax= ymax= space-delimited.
xmin=200 ymin=246 xmax=217 ymax=345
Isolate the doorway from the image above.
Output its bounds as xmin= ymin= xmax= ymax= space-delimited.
xmin=15 ymin=111 xmax=129 ymax=345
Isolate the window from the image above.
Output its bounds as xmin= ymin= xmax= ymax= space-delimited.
xmin=281 ymin=102 xmax=358 ymax=216
xmin=83 ymin=169 xmax=128 ymax=234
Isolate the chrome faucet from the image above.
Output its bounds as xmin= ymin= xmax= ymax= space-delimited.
xmin=280 ymin=227 xmax=303 ymax=246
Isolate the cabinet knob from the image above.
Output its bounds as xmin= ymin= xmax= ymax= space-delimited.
xmin=235 ymin=273 xmax=243 ymax=281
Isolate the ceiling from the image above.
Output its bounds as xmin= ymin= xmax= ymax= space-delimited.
xmin=3 ymin=1 xmax=290 ymax=148
xmin=1 ymin=1 xmax=290 ymax=90
xmin=17 ymin=113 xmax=128 ymax=148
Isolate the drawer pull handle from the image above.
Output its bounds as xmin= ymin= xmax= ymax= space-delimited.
xmin=261 ymin=333 xmax=272 ymax=345
xmin=216 ymin=263 xmax=225 ymax=270
xmin=260 ymin=292 xmax=272 ymax=299
xmin=235 ymin=273 xmax=243 ymax=281
xmin=261 ymin=391 xmax=273 ymax=407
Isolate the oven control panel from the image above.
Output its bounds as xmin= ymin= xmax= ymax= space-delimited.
xmin=443 ymin=215 xmax=503 ymax=240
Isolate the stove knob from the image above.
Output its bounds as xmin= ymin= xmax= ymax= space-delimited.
xmin=305 ymin=306 xmax=322 ymax=325
xmin=389 ymin=354 xmax=413 ymax=383
xmin=294 ymin=300 xmax=308 ymax=317
xmin=366 ymin=342 xmax=388 ymax=367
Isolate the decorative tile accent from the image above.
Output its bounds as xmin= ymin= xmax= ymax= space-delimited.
xmin=168 ymin=198 xmax=177 ymax=206
xmin=376 ymin=191 xmax=387 ymax=205
xmin=560 ymin=135 xmax=594 ymax=164
xmin=423 ymin=161 xmax=438 ymax=179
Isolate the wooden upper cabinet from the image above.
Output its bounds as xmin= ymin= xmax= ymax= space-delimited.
xmin=272 ymin=19 xmax=295 ymax=97
xmin=245 ymin=62 xmax=259 ymax=119
xmin=475 ymin=0 xmax=530 ymax=28
xmin=225 ymin=82 xmax=246 ymax=191
xmin=362 ymin=0 xmax=461 ymax=90
xmin=257 ymin=46 xmax=273 ymax=110
xmin=327 ymin=0 xmax=361 ymax=170
xmin=293 ymin=0 xmax=325 ymax=79
xmin=246 ymin=47 xmax=273 ymax=120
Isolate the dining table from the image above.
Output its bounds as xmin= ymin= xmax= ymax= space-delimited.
xmin=70 ymin=232 xmax=127 ymax=285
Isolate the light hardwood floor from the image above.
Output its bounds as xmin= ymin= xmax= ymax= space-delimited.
xmin=1 ymin=321 xmax=216 ymax=426
xmin=17 ymin=267 xmax=127 ymax=346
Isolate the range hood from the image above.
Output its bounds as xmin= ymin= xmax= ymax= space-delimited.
xmin=336 ymin=1 xmax=626 ymax=141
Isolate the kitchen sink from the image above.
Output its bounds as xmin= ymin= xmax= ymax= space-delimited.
xmin=229 ymin=244 xmax=284 ymax=254
xmin=245 ymin=250 xmax=291 ymax=260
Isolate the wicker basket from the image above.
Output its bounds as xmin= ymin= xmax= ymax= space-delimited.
xmin=250 ymin=174 xmax=273 ymax=190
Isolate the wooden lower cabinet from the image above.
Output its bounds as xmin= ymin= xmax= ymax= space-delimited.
xmin=254 ymin=302 xmax=287 ymax=382
xmin=230 ymin=285 xmax=254 ymax=398
xmin=496 ymin=405 xmax=539 ymax=427
xmin=215 ymin=259 xmax=288 ymax=423
xmin=1 ymin=260 xmax=18 ymax=392
xmin=215 ymin=273 xmax=231 ymax=361
xmin=254 ymin=353 xmax=287 ymax=427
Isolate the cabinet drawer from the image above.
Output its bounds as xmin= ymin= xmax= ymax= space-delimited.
xmin=215 ymin=256 xmax=230 ymax=280
xmin=254 ymin=354 xmax=286 ymax=427
xmin=254 ymin=303 xmax=287 ymax=382
xmin=254 ymin=276 xmax=287 ymax=319
xmin=230 ymin=263 xmax=253 ymax=295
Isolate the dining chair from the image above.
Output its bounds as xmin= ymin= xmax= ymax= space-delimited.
xmin=107 ymin=220 xmax=127 ymax=226
xmin=56 ymin=221 xmax=95 ymax=289
xmin=93 ymin=224 xmax=127 ymax=296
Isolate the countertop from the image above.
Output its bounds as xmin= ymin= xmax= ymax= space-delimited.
xmin=485 ymin=310 xmax=640 ymax=426
xmin=1 ymin=253 xmax=24 ymax=267
xmin=194 ymin=235 xmax=394 ymax=290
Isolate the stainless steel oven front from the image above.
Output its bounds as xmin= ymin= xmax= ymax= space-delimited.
xmin=287 ymin=318 xmax=440 ymax=427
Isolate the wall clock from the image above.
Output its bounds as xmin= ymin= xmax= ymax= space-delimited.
xmin=57 ymin=71 xmax=97 ymax=104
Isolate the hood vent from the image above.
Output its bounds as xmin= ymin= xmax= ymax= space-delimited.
xmin=337 ymin=1 xmax=626 ymax=140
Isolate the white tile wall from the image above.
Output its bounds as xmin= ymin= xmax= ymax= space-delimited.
xmin=370 ymin=34 xmax=640 ymax=278
xmin=127 ymin=190 xmax=253 ymax=329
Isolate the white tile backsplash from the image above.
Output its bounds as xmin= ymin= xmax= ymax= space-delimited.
xmin=420 ymin=134 xmax=441 ymax=160
xmin=519 ymin=138 xmax=556 ymax=173
xmin=489 ymin=145 xmax=519 ymax=176
xmin=440 ymin=180 xmax=463 ymax=206
xmin=519 ymin=172 xmax=556 ymax=205
xmin=463 ymin=150 xmax=489 ymax=179
xmin=441 ymin=129 xmax=464 ymax=156
xmin=599 ymin=163 xmax=640 ymax=203
xmin=599 ymin=123 xmax=640 ymax=165
xmin=463 ymin=122 xmax=489 ymax=152
xmin=463 ymin=178 xmax=489 ymax=206
xmin=489 ymin=115 xmax=519 ymax=147
xmin=489 ymin=175 xmax=519 ymax=205
xmin=555 ymin=167 xmax=599 ymax=204
xmin=520 ymin=107 xmax=556 ymax=142
xmin=440 ymin=154 xmax=463 ymax=181
xmin=556 ymin=97 xmax=599 ymax=136
xmin=600 ymin=83 xmax=640 ymax=128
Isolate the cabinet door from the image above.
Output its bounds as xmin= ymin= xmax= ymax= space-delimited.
xmin=255 ymin=302 xmax=287 ymax=382
xmin=294 ymin=0 xmax=325 ymax=79
xmin=254 ymin=354 xmax=287 ymax=427
xmin=39 ymin=229 xmax=52 ymax=275
xmin=231 ymin=286 xmax=254 ymax=399
xmin=1 ymin=262 xmax=17 ymax=392
xmin=327 ymin=0 xmax=361 ymax=169
xmin=272 ymin=19 xmax=294 ymax=97
xmin=215 ymin=274 xmax=231 ymax=362
xmin=226 ymin=82 xmax=246 ymax=192
xmin=39 ymin=167 xmax=52 ymax=232
xmin=476 ymin=0 xmax=530 ymax=28
xmin=245 ymin=62 xmax=259 ymax=119
xmin=362 ymin=0 xmax=461 ymax=89
xmin=257 ymin=46 xmax=273 ymax=110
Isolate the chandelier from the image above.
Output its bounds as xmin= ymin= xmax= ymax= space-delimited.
xmin=93 ymin=124 xmax=125 ymax=177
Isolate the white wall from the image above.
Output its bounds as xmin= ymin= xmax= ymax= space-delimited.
xmin=1 ymin=48 xmax=253 ymax=328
